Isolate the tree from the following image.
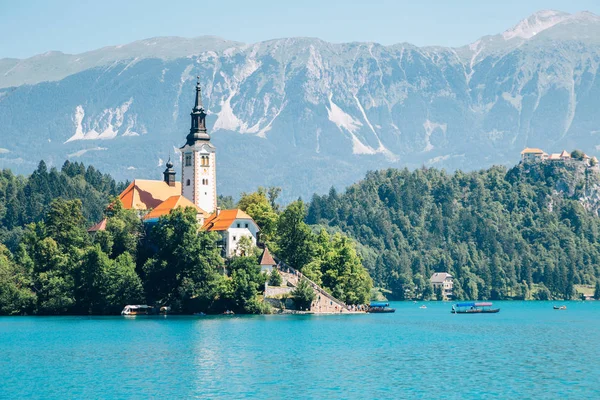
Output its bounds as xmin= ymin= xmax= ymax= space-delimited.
xmin=267 ymin=187 xmax=282 ymax=212
xmin=268 ymin=269 xmax=282 ymax=286
xmin=315 ymin=231 xmax=372 ymax=305
xmin=0 ymin=245 xmax=36 ymax=315
xmin=276 ymin=200 xmax=314 ymax=270
xmin=594 ymin=281 xmax=600 ymax=300
xmin=237 ymin=188 xmax=279 ymax=248
xmin=143 ymin=208 xmax=223 ymax=312
xmin=103 ymin=199 xmax=142 ymax=258
xmin=235 ymin=235 xmax=255 ymax=257
xmin=292 ymin=279 xmax=315 ymax=311
xmin=571 ymin=150 xmax=585 ymax=160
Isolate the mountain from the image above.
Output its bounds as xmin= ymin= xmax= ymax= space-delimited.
xmin=2 ymin=10 xmax=600 ymax=201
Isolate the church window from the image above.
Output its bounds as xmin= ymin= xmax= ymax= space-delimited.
xmin=237 ymin=223 xmax=241 ymax=228
xmin=245 ymin=223 xmax=249 ymax=228
xmin=233 ymin=236 xmax=237 ymax=241
xmin=186 ymin=179 xmax=191 ymax=186
xmin=185 ymin=154 xmax=192 ymax=167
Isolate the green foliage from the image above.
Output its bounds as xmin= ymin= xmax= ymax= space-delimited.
xmin=307 ymin=164 xmax=600 ymax=300
xmin=277 ymin=200 xmax=315 ymax=270
xmin=0 ymin=161 xmax=124 ymax=247
xmin=571 ymin=150 xmax=585 ymax=160
xmin=229 ymin=255 xmax=266 ymax=313
xmin=237 ymin=187 xmax=280 ymax=249
xmin=292 ymin=279 xmax=315 ymax=311
xmin=594 ymin=281 xmax=600 ymax=300
xmin=268 ymin=269 xmax=283 ymax=286
xmin=143 ymin=207 xmax=223 ymax=312
xmin=217 ymin=195 xmax=235 ymax=210
xmin=0 ymin=244 xmax=36 ymax=315
xmin=309 ymin=230 xmax=372 ymax=305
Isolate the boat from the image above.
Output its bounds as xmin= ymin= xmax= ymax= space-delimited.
xmin=419 ymin=305 xmax=427 ymax=309
xmin=223 ymin=310 xmax=235 ymax=315
xmin=451 ymin=302 xmax=500 ymax=314
xmin=193 ymin=312 xmax=206 ymax=316
xmin=368 ymin=302 xmax=396 ymax=313
xmin=121 ymin=305 xmax=155 ymax=315
xmin=553 ymin=305 xmax=567 ymax=310
xmin=159 ymin=306 xmax=171 ymax=315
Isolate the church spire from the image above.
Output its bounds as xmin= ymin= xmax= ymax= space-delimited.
xmin=186 ymin=76 xmax=210 ymax=145
xmin=163 ymin=157 xmax=176 ymax=187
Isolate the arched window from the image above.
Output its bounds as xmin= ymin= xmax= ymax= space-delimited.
xmin=186 ymin=179 xmax=191 ymax=186
xmin=185 ymin=154 xmax=192 ymax=167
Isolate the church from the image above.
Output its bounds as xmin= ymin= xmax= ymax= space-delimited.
xmin=102 ymin=78 xmax=260 ymax=257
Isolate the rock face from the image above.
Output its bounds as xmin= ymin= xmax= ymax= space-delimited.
xmin=2 ymin=11 xmax=600 ymax=201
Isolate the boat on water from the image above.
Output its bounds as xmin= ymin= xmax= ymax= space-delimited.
xmin=121 ymin=305 xmax=155 ymax=315
xmin=193 ymin=312 xmax=206 ymax=316
xmin=223 ymin=310 xmax=235 ymax=315
xmin=553 ymin=305 xmax=567 ymax=310
xmin=368 ymin=302 xmax=396 ymax=313
xmin=451 ymin=302 xmax=500 ymax=314
xmin=419 ymin=305 xmax=427 ymax=309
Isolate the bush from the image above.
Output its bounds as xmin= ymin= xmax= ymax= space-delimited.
xmin=268 ymin=269 xmax=283 ymax=286
xmin=292 ymin=279 xmax=315 ymax=310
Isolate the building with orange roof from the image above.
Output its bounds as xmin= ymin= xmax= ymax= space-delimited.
xmin=520 ymin=147 xmax=547 ymax=162
xmin=202 ymin=209 xmax=260 ymax=257
xmin=559 ymin=150 xmax=571 ymax=160
xmin=88 ymin=81 xmax=262 ymax=259
xmin=118 ymin=179 xmax=181 ymax=211
xmin=143 ymin=195 xmax=208 ymax=223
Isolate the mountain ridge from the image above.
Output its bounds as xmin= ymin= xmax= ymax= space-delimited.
xmin=2 ymin=10 xmax=600 ymax=201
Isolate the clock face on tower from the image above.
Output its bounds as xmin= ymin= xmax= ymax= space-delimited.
xmin=203 ymin=168 xmax=208 ymax=173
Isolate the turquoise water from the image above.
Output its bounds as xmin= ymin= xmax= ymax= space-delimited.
xmin=1 ymin=301 xmax=599 ymax=399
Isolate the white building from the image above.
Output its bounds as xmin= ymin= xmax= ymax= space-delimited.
xmin=106 ymin=78 xmax=260 ymax=259
xmin=430 ymin=272 xmax=453 ymax=300
xmin=180 ymin=78 xmax=217 ymax=214
xmin=202 ymin=209 xmax=260 ymax=257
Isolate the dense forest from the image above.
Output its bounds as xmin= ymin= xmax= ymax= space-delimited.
xmin=0 ymin=160 xmax=125 ymax=252
xmin=2 ymin=158 xmax=600 ymax=315
xmin=308 ymin=161 xmax=600 ymax=301
xmin=0 ymin=161 xmax=370 ymax=315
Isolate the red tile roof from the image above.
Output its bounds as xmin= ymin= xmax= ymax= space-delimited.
xmin=202 ymin=209 xmax=257 ymax=231
xmin=87 ymin=218 xmax=107 ymax=232
xmin=143 ymin=195 xmax=207 ymax=220
xmin=259 ymin=247 xmax=276 ymax=266
xmin=118 ymin=179 xmax=181 ymax=210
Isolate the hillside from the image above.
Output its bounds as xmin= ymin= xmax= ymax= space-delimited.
xmin=0 ymin=161 xmax=125 ymax=250
xmin=2 ymin=11 xmax=600 ymax=201
xmin=307 ymin=160 xmax=600 ymax=300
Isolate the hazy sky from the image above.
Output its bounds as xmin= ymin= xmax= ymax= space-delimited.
xmin=2 ymin=0 xmax=600 ymax=59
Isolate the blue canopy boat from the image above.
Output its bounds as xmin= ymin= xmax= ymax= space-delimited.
xmin=368 ymin=302 xmax=395 ymax=313
xmin=451 ymin=302 xmax=500 ymax=314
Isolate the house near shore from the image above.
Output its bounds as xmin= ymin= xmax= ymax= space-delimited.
xmin=430 ymin=272 xmax=453 ymax=300
xmin=202 ymin=209 xmax=260 ymax=257
xmin=89 ymin=78 xmax=259 ymax=257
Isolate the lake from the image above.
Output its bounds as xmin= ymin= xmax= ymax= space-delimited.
xmin=1 ymin=301 xmax=599 ymax=399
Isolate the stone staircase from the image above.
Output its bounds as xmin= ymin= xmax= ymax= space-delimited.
xmin=267 ymin=261 xmax=361 ymax=314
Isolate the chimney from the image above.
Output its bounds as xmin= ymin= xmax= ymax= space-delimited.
xmin=216 ymin=207 xmax=221 ymax=216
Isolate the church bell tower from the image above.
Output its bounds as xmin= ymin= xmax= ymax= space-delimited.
xmin=180 ymin=77 xmax=217 ymax=214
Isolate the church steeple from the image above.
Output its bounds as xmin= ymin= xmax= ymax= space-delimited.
xmin=163 ymin=157 xmax=176 ymax=187
xmin=180 ymin=76 xmax=217 ymax=214
xmin=186 ymin=77 xmax=210 ymax=145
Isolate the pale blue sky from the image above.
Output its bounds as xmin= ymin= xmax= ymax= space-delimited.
xmin=2 ymin=0 xmax=599 ymax=59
